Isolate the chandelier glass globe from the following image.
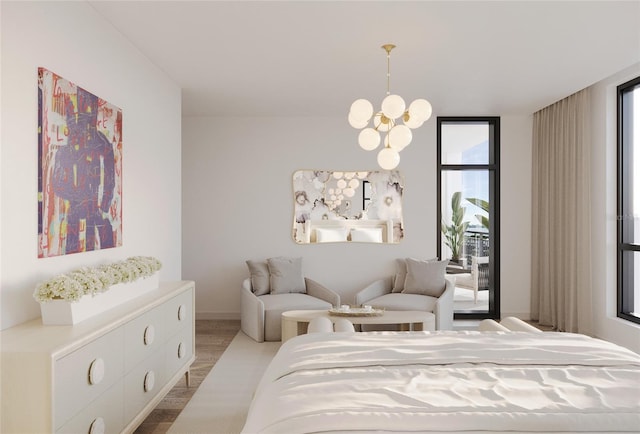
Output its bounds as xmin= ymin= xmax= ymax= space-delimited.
xmin=348 ymin=111 xmax=369 ymax=129
xmin=381 ymin=94 xmax=406 ymax=120
xmin=358 ymin=128 xmax=380 ymax=151
xmin=377 ymin=147 xmax=400 ymax=170
xmin=408 ymin=99 xmax=432 ymax=123
xmin=350 ymin=99 xmax=374 ymax=123
xmin=387 ymin=125 xmax=412 ymax=151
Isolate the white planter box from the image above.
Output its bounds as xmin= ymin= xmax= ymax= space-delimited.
xmin=39 ymin=273 xmax=159 ymax=325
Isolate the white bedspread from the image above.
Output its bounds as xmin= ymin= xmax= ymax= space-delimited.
xmin=242 ymin=331 xmax=640 ymax=434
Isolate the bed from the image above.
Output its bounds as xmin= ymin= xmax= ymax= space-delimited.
xmin=242 ymin=331 xmax=640 ymax=433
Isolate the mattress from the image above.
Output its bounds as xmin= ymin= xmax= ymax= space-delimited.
xmin=242 ymin=331 xmax=640 ymax=433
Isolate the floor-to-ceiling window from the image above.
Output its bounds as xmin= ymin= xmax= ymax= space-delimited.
xmin=618 ymin=76 xmax=640 ymax=325
xmin=437 ymin=117 xmax=500 ymax=319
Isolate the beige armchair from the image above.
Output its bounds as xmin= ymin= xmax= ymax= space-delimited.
xmin=355 ymin=277 xmax=454 ymax=330
xmin=241 ymin=277 xmax=340 ymax=342
xmin=452 ymin=256 xmax=489 ymax=304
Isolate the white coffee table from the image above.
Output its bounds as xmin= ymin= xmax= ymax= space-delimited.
xmin=281 ymin=309 xmax=435 ymax=342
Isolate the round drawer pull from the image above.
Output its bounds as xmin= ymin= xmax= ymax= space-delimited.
xmin=144 ymin=325 xmax=155 ymax=346
xmin=88 ymin=358 xmax=105 ymax=385
xmin=144 ymin=370 xmax=155 ymax=392
xmin=177 ymin=304 xmax=186 ymax=321
xmin=89 ymin=416 xmax=105 ymax=434
xmin=178 ymin=342 xmax=186 ymax=359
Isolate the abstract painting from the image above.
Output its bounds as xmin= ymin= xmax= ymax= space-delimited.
xmin=38 ymin=68 xmax=122 ymax=258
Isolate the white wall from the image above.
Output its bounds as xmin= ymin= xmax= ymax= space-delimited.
xmin=182 ymin=115 xmax=532 ymax=319
xmin=500 ymin=115 xmax=533 ymax=318
xmin=0 ymin=2 xmax=182 ymax=329
xmin=590 ymin=62 xmax=640 ymax=353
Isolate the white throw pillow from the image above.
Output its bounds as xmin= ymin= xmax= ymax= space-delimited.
xmin=402 ymin=258 xmax=448 ymax=297
xmin=350 ymin=228 xmax=383 ymax=243
xmin=267 ymin=256 xmax=306 ymax=294
xmin=316 ymin=228 xmax=349 ymax=243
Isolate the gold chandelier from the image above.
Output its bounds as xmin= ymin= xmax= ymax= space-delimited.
xmin=348 ymin=44 xmax=432 ymax=170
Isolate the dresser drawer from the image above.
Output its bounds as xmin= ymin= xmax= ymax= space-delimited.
xmin=123 ymin=350 xmax=166 ymax=423
xmin=166 ymin=325 xmax=193 ymax=376
xmin=54 ymin=327 xmax=124 ymax=429
xmin=56 ymin=380 xmax=124 ymax=434
xmin=164 ymin=289 xmax=193 ymax=333
xmin=123 ymin=303 xmax=167 ymax=371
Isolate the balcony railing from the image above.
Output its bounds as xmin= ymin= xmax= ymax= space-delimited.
xmin=463 ymin=230 xmax=489 ymax=290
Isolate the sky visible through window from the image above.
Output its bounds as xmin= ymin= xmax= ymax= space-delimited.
xmin=462 ymin=140 xmax=489 ymax=229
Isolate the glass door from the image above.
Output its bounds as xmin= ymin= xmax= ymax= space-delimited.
xmin=437 ymin=117 xmax=500 ymax=319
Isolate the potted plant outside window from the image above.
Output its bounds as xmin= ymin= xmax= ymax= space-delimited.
xmin=441 ymin=191 xmax=468 ymax=265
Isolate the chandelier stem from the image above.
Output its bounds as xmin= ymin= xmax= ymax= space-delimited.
xmin=386 ymin=50 xmax=390 ymax=95
xmin=382 ymin=44 xmax=395 ymax=95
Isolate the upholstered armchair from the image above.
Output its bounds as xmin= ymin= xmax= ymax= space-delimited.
xmin=451 ymin=256 xmax=489 ymax=304
xmin=241 ymin=257 xmax=340 ymax=342
xmin=354 ymin=258 xmax=454 ymax=331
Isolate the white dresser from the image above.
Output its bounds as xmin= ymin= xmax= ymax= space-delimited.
xmin=1 ymin=280 xmax=195 ymax=434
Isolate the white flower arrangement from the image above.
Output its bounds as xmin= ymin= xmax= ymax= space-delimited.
xmin=34 ymin=256 xmax=162 ymax=303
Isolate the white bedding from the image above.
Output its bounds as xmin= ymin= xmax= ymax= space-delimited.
xmin=242 ymin=331 xmax=640 ymax=434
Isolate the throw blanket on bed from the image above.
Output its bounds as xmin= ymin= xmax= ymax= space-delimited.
xmin=242 ymin=331 xmax=640 ymax=434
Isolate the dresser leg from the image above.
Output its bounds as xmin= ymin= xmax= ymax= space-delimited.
xmin=184 ymin=370 xmax=191 ymax=387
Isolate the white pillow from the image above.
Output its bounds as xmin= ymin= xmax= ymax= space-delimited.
xmin=350 ymin=228 xmax=383 ymax=243
xmin=315 ymin=228 xmax=349 ymax=243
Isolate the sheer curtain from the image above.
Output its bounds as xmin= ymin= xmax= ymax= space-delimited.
xmin=531 ymin=88 xmax=592 ymax=333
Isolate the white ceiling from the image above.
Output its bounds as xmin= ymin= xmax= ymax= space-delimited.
xmin=89 ymin=1 xmax=640 ymax=117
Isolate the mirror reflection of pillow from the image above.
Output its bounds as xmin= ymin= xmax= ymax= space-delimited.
xmin=316 ymin=228 xmax=349 ymax=243
xmin=350 ymin=227 xmax=383 ymax=243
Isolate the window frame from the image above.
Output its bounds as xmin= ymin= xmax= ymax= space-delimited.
xmin=617 ymin=76 xmax=640 ymax=325
xmin=437 ymin=116 xmax=500 ymax=320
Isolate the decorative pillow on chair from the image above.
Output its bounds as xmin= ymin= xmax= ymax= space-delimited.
xmin=316 ymin=228 xmax=349 ymax=243
xmin=392 ymin=257 xmax=438 ymax=293
xmin=267 ymin=256 xmax=306 ymax=294
xmin=402 ymin=258 xmax=448 ymax=297
xmin=245 ymin=260 xmax=271 ymax=296
xmin=392 ymin=258 xmax=409 ymax=293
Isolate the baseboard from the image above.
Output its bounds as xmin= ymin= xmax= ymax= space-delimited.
xmin=196 ymin=311 xmax=240 ymax=320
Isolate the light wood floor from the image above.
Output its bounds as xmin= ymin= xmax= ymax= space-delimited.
xmin=134 ymin=320 xmax=241 ymax=434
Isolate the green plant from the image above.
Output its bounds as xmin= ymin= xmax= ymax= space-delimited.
xmin=465 ymin=197 xmax=489 ymax=230
xmin=441 ymin=191 xmax=468 ymax=261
